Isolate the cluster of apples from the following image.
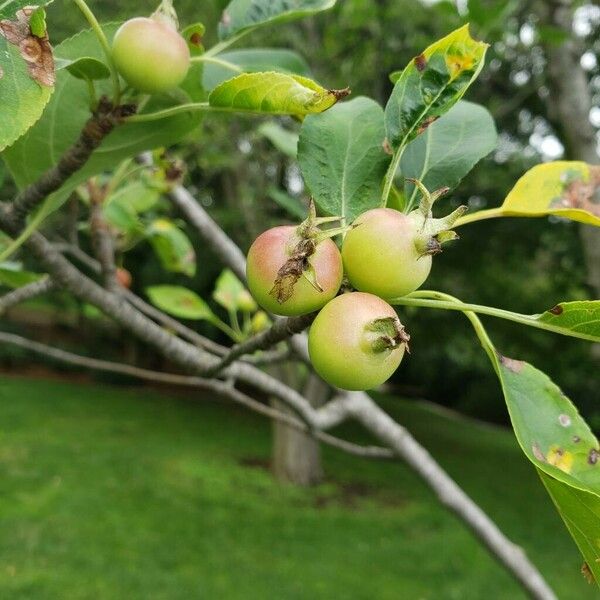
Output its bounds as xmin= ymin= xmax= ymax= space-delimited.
xmin=108 ymin=12 xmax=461 ymax=392
xmin=246 ymin=203 xmax=460 ymax=391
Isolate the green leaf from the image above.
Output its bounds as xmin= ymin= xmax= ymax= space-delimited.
xmin=539 ymin=473 xmax=600 ymax=584
xmin=267 ymin=187 xmax=306 ymax=220
xmin=107 ymin=181 xmax=161 ymax=215
xmin=218 ymin=0 xmax=336 ymax=41
xmin=1 ymin=23 xmax=205 ymax=260
xmin=103 ymin=200 xmax=141 ymax=235
xmin=535 ymin=301 xmax=600 ymax=343
xmin=0 ymin=3 xmax=55 ymax=151
xmin=257 ymin=122 xmax=299 ymax=158
xmin=55 ymin=56 xmax=111 ymax=80
xmin=457 ymin=162 xmax=600 ymax=227
xmin=213 ymin=269 xmax=256 ymax=312
xmin=147 ymin=219 xmax=196 ymax=277
xmin=208 ymin=72 xmax=346 ymax=116
xmin=28 ymin=6 xmax=46 ymax=37
xmin=491 ymin=351 xmax=600 ymax=584
xmin=298 ymin=97 xmax=390 ymax=223
xmin=385 ymin=25 xmax=488 ymax=151
xmin=202 ymin=48 xmax=311 ymax=90
xmin=0 ymin=261 xmax=43 ymax=287
xmin=146 ymin=285 xmax=215 ymax=320
xmin=400 ymin=100 xmax=497 ymax=208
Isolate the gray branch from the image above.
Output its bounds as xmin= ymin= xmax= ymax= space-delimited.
xmin=169 ymin=183 xmax=557 ymax=600
xmin=205 ymin=312 xmax=315 ymax=376
xmin=9 ymin=98 xmax=135 ymax=228
xmin=167 ymin=184 xmax=247 ymax=281
xmin=0 ymin=277 xmax=55 ymax=315
xmin=88 ymin=185 xmax=118 ymax=289
xmin=0 ymin=330 xmax=391 ymax=460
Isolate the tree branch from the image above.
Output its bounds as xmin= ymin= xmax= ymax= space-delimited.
xmin=169 ymin=182 xmax=557 ymax=600
xmin=0 ymin=330 xmax=391 ymax=460
xmin=206 ymin=312 xmax=315 ymax=376
xmin=0 ymin=277 xmax=55 ymax=315
xmin=0 ymin=214 xmax=320 ymax=427
xmin=88 ymin=181 xmax=117 ymax=289
xmin=8 ymin=98 xmax=135 ymax=228
xmin=167 ymin=183 xmax=247 ymax=281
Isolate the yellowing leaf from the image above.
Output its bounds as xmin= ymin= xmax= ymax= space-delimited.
xmin=385 ymin=24 xmax=488 ymax=149
xmin=457 ymin=161 xmax=600 ymax=227
xmin=209 ymin=71 xmax=348 ymax=116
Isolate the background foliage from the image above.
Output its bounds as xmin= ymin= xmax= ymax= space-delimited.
xmin=1 ymin=0 xmax=598 ymax=422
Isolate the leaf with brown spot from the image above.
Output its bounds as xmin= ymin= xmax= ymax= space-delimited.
xmin=0 ymin=2 xmax=55 ymax=150
xmin=582 ymin=562 xmax=595 ymax=585
xmin=457 ymin=161 xmax=600 ymax=227
xmin=489 ymin=347 xmax=600 ymax=586
xmin=0 ymin=7 xmax=54 ymax=87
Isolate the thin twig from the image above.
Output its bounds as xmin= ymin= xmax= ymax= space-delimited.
xmin=0 ymin=278 xmax=55 ymax=315
xmin=0 ymin=331 xmax=391 ymax=460
xmin=206 ymin=312 xmax=315 ymax=376
xmin=88 ymin=181 xmax=117 ymax=289
xmin=169 ymin=181 xmax=557 ymax=600
xmin=9 ymin=98 xmax=135 ymax=228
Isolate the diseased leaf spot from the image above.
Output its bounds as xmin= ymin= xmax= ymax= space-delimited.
xmin=417 ymin=115 xmax=439 ymax=135
xmin=499 ymin=355 xmax=524 ymax=373
xmin=548 ymin=304 xmax=563 ymax=315
xmin=573 ymin=435 xmax=581 ymax=443
xmin=549 ymin=166 xmax=600 ymax=216
xmin=0 ymin=7 xmax=54 ymax=87
xmin=329 ymin=87 xmax=351 ymax=101
xmin=189 ymin=32 xmax=202 ymax=47
xmin=588 ymin=448 xmax=599 ymax=465
xmin=546 ymin=445 xmax=573 ymax=474
xmin=532 ymin=443 xmax=546 ymax=463
xmin=445 ymin=53 xmax=475 ymax=78
xmin=414 ymin=53 xmax=427 ymax=72
xmin=582 ymin=562 xmax=595 ymax=584
xmin=558 ymin=414 xmax=571 ymax=427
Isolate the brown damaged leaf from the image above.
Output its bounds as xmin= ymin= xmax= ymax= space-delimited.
xmin=550 ymin=166 xmax=600 ymax=217
xmin=582 ymin=562 xmax=596 ymax=585
xmin=0 ymin=7 xmax=54 ymax=87
xmin=269 ymin=238 xmax=317 ymax=304
xmin=498 ymin=354 xmax=525 ymax=373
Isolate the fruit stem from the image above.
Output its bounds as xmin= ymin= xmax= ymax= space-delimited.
xmin=190 ymin=55 xmax=243 ymax=74
xmin=71 ymin=0 xmax=121 ymax=104
xmin=381 ymin=144 xmax=406 ymax=209
xmin=151 ymin=0 xmax=179 ymax=30
xmin=124 ymin=102 xmax=211 ymax=123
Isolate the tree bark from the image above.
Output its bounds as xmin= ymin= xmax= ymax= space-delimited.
xmin=271 ymin=369 xmax=328 ymax=486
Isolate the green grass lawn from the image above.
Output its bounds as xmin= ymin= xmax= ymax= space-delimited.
xmin=0 ymin=376 xmax=594 ymax=599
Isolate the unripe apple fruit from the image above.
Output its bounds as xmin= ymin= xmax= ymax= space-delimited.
xmin=342 ymin=208 xmax=432 ymax=299
xmin=308 ymin=292 xmax=409 ymax=391
xmin=246 ymin=225 xmax=343 ymax=316
xmin=112 ymin=17 xmax=190 ymax=93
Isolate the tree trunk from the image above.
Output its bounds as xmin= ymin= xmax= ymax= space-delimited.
xmin=271 ymin=369 xmax=329 ymax=486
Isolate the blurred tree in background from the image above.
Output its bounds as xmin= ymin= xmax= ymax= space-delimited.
xmin=2 ymin=0 xmax=598 ymax=424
